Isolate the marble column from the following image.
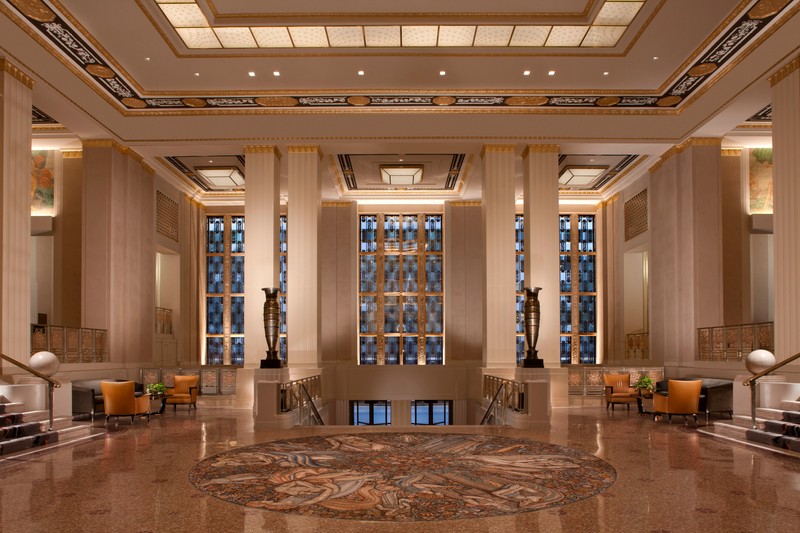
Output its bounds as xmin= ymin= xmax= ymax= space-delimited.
xmin=521 ymin=145 xmax=560 ymax=366
xmin=243 ymin=146 xmax=282 ymax=367
xmin=771 ymin=55 xmax=800 ymax=360
xmin=0 ymin=60 xmax=33 ymax=363
xmin=82 ymin=141 xmax=155 ymax=364
xmin=481 ymin=145 xmax=516 ymax=370
xmin=287 ymin=146 xmax=322 ymax=372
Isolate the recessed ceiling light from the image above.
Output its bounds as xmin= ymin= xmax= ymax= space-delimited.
xmin=653 ymin=56 xmax=659 ymax=61
xmin=548 ymin=70 xmax=556 ymax=76
xmin=248 ymin=71 xmax=256 ymax=77
xmin=273 ymin=71 xmax=280 ymax=77
xmin=523 ymin=70 xmax=531 ymax=76
xmin=145 ymin=57 xmax=151 ymax=61
xmin=399 ymin=158 xmax=404 ymax=162
xmin=603 ymin=71 xmax=609 ymax=76
xmin=194 ymin=72 xmax=200 ymax=76
xmin=358 ymin=70 xmax=365 ymax=76
xmin=209 ymin=160 xmax=213 ymax=163
xmin=439 ymin=70 xmax=446 ymax=76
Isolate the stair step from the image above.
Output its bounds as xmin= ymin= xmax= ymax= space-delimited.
xmin=783 ymin=411 xmax=800 ymax=424
xmin=780 ymin=400 xmax=800 ymax=411
xmin=0 ymin=413 xmax=24 ymax=427
xmin=746 ymin=428 xmax=800 ymax=452
xmin=0 ymin=402 xmax=24 ymax=415
xmin=0 ymin=421 xmax=46 ymax=440
xmin=0 ymin=430 xmax=58 ymax=455
xmin=755 ymin=408 xmax=790 ymax=421
xmin=764 ymin=419 xmax=800 ymax=437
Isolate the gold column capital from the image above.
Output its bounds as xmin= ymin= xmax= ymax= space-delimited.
xmin=521 ymin=144 xmax=560 ymax=159
xmin=0 ymin=59 xmax=34 ymax=89
xmin=721 ymin=148 xmax=743 ymax=157
xmin=770 ymin=55 xmax=800 ymax=86
xmin=60 ymin=150 xmax=83 ymax=159
xmin=480 ymin=144 xmax=516 ymax=159
xmin=243 ymin=145 xmax=282 ymax=159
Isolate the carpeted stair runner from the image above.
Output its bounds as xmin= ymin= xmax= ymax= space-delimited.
xmin=746 ymin=411 xmax=800 ymax=452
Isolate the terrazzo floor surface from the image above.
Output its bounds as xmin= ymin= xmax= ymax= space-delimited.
xmin=1 ymin=399 xmax=799 ymax=532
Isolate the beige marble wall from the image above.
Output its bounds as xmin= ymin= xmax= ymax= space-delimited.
xmin=82 ymin=143 xmax=155 ymax=364
xmin=649 ymin=140 xmax=724 ymax=367
xmin=444 ymin=203 xmax=484 ymax=364
xmin=320 ymin=203 xmax=358 ymax=364
xmin=599 ymin=195 xmax=624 ymax=363
xmin=53 ymin=152 xmax=83 ymax=328
xmin=720 ymin=149 xmax=750 ymax=325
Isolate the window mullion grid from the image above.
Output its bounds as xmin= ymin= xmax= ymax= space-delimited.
xmin=222 ymin=215 xmax=233 ymax=365
xmin=570 ymin=214 xmax=580 ymax=364
xmin=416 ymin=213 xmax=425 ymax=365
xmin=376 ymin=214 xmax=386 ymax=365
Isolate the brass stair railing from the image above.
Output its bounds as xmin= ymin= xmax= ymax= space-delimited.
xmin=743 ymin=351 xmax=800 ymax=429
xmin=1 ymin=353 xmax=61 ymax=431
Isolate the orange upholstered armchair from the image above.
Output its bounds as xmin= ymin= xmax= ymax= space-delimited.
xmin=653 ymin=379 xmax=703 ymax=424
xmin=165 ymin=375 xmax=199 ymax=411
xmin=100 ymin=381 xmax=151 ymax=423
xmin=603 ymin=373 xmax=638 ymax=410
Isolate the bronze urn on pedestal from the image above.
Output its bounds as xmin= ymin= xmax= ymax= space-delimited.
xmin=261 ymin=287 xmax=283 ymax=368
xmin=522 ymin=286 xmax=545 ymax=368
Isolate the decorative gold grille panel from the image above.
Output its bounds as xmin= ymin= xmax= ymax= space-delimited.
xmin=624 ymin=189 xmax=648 ymax=241
xmin=156 ymin=190 xmax=180 ymax=242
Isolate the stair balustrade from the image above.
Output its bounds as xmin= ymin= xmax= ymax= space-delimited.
xmin=1 ymin=353 xmax=60 ymax=431
xmin=743 ymin=350 xmax=800 ymax=429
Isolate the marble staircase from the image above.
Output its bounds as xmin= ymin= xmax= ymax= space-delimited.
xmin=699 ymin=400 xmax=800 ymax=458
xmin=0 ymin=396 xmax=94 ymax=457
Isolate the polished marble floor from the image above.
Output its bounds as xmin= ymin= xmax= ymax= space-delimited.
xmin=1 ymin=399 xmax=799 ymax=532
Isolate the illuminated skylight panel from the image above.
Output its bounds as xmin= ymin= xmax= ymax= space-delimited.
xmin=582 ymin=26 xmax=626 ymax=47
xmin=176 ymin=27 xmax=221 ymax=48
xmin=328 ymin=26 xmax=366 ymax=47
xmin=437 ymin=26 xmax=476 ymax=47
xmin=251 ymin=27 xmax=294 ymax=48
xmin=473 ymin=26 xmax=514 ymax=47
xmin=545 ymin=26 xmax=589 ymax=47
xmin=214 ymin=27 xmax=258 ymax=48
xmin=594 ymin=2 xmax=643 ymax=26
xmin=402 ymin=26 xmax=439 ymax=47
xmin=509 ymin=26 xmax=551 ymax=47
xmin=288 ymin=26 xmax=329 ymax=47
xmin=364 ymin=26 xmax=402 ymax=47
xmin=159 ymin=3 xmax=208 ymax=28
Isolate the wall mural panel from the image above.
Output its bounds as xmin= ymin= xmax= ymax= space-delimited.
xmin=749 ymin=148 xmax=773 ymax=214
xmin=31 ymin=150 xmax=55 ymax=215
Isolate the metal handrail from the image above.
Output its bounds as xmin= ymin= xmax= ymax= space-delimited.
xmin=480 ymin=383 xmax=505 ymax=425
xmin=742 ymin=351 xmax=800 ymax=429
xmin=1 ymin=353 xmax=60 ymax=431
xmin=299 ymin=383 xmax=324 ymax=425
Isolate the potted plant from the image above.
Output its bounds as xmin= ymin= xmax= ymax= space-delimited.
xmin=146 ymin=382 xmax=167 ymax=397
xmin=633 ymin=375 xmax=655 ymax=392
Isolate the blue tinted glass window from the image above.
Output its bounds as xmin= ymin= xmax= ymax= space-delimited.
xmin=425 ymin=215 xmax=442 ymax=252
xmin=579 ymin=295 xmax=596 ymax=333
xmin=560 ymin=255 xmax=572 ymax=292
xmin=425 ymin=337 xmax=443 ymax=365
xmin=578 ymin=255 xmax=595 ymax=292
xmin=360 ymin=215 xmax=377 ymax=252
xmin=231 ymin=337 xmax=244 ymax=365
xmin=578 ymin=215 xmax=594 ymax=252
xmin=360 ymin=337 xmax=377 ymax=365
xmin=403 ymin=336 xmax=418 ymax=365
xmin=206 ymin=297 xmax=223 ymax=334
xmin=207 ymin=216 xmax=225 ymax=254
xmin=560 ymin=336 xmax=572 ymax=364
xmin=231 ymin=216 xmax=244 ymax=253
xmin=230 ymin=296 xmax=244 ymax=334
xmin=559 ymin=215 xmax=571 ymax=253
xmin=207 ymin=337 xmax=223 ymax=365
xmin=206 ymin=256 xmax=224 ymax=294
xmin=385 ymin=337 xmax=400 ymax=365
xmin=579 ymin=336 xmax=596 ymax=364
xmin=230 ymin=256 xmax=244 ymax=294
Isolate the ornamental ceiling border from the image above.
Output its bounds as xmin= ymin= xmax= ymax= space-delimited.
xmin=4 ymin=0 xmax=796 ymax=113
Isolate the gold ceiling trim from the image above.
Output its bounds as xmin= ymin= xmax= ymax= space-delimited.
xmin=686 ymin=137 xmax=723 ymax=146
xmin=243 ymin=145 xmax=283 ymax=159
xmin=449 ymin=201 xmax=481 ymax=206
xmin=522 ymin=144 xmax=560 ymax=158
xmin=321 ymin=201 xmax=354 ymax=207
xmin=735 ymin=122 xmax=772 ymax=129
xmin=770 ymin=54 xmax=800 ymax=85
xmin=32 ymin=124 xmax=69 ymax=132
xmin=60 ymin=150 xmax=83 ymax=158
xmin=205 ymin=0 xmax=598 ymax=21
xmin=0 ymin=58 xmax=34 ymax=88
xmin=82 ymin=139 xmax=157 ymax=175
xmin=157 ymin=156 xmax=205 ymax=193
xmin=597 ymin=155 xmax=646 ymax=193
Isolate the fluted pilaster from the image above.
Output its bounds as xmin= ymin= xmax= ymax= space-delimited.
xmin=771 ymin=55 xmax=800 ymax=360
xmin=287 ymin=146 xmax=322 ymax=369
xmin=481 ymin=145 xmax=517 ymax=368
xmin=522 ymin=145 xmax=560 ymax=366
xmin=0 ymin=61 xmax=33 ymax=362
xmin=243 ymin=146 xmax=281 ymax=366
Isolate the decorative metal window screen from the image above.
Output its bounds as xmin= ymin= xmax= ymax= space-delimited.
xmin=205 ymin=215 xmax=245 ymax=365
xmin=560 ymin=214 xmax=597 ymax=364
xmin=624 ymin=189 xmax=648 ymax=241
xmin=156 ymin=190 xmax=179 ymax=242
xmin=358 ymin=213 xmax=444 ymax=365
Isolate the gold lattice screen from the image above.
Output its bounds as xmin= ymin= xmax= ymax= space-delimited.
xmin=156 ymin=190 xmax=179 ymax=242
xmin=624 ymin=189 xmax=648 ymax=241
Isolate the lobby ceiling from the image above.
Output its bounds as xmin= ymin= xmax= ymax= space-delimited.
xmin=6 ymin=0 xmax=795 ymax=202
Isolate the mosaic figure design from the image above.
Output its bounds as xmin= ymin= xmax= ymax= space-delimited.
xmin=190 ymin=433 xmax=615 ymax=521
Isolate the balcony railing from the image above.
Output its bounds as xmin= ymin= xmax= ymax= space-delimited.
xmin=481 ymin=375 xmax=526 ymax=425
xmin=280 ymin=375 xmax=323 ymax=425
xmin=30 ymin=324 xmax=108 ymax=363
xmin=156 ymin=307 xmax=173 ymax=334
xmin=697 ymin=321 xmax=773 ymax=362
xmin=565 ymin=365 xmax=664 ymax=396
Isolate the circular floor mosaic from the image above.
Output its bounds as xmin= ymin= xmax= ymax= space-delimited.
xmin=189 ymin=433 xmax=616 ymax=521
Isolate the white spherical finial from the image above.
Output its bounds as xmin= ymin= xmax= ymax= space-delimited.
xmin=745 ymin=349 xmax=776 ymax=374
xmin=29 ymin=351 xmax=60 ymax=377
